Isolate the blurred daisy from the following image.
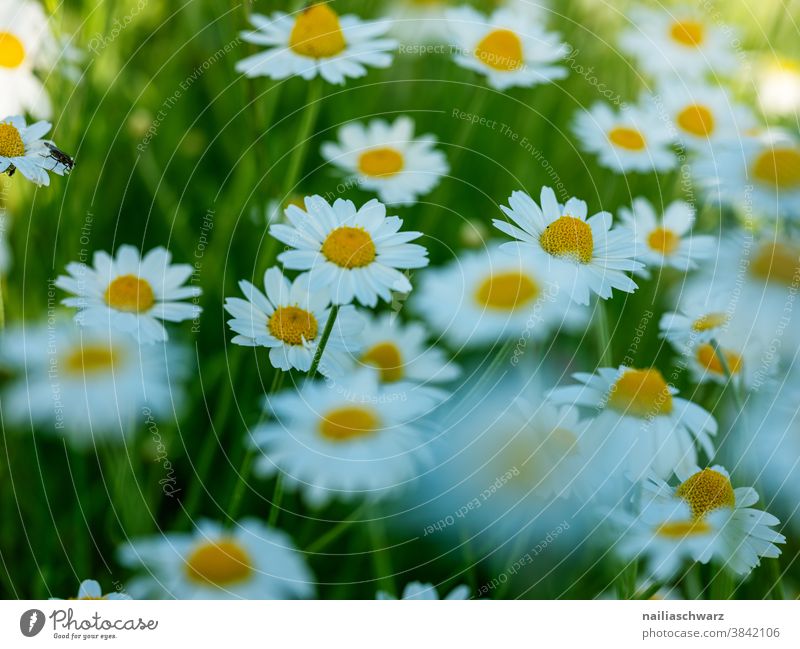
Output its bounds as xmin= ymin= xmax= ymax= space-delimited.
xmin=224 ymin=267 xmax=363 ymax=377
xmin=251 ymin=369 xmax=441 ymax=507
xmin=756 ymin=55 xmax=800 ymax=118
xmin=618 ymin=197 xmax=714 ymax=276
xmin=573 ymin=101 xmax=676 ymax=174
xmin=271 ymin=195 xmax=428 ymax=307
xmin=685 ymin=326 xmax=770 ymax=389
xmin=0 ymin=320 xmax=183 ymax=444
xmin=386 ymin=0 xmax=451 ymax=44
xmin=660 ymin=295 xmax=734 ymax=348
xmin=235 ymin=3 xmax=395 ymax=85
xmin=0 ymin=0 xmax=54 ymax=118
xmin=52 ymin=579 xmax=130 ymax=600
xmin=320 ymin=116 xmax=449 ymax=206
xmin=618 ymin=5 xmax=737 ymax=78
xmin=377 ymin=581 xmax=470 ymax=600
xmin=0 ymin=116 xmax=69 ymax=185
xmin=118 ymin=519 xmax=314 ymax=599
xmin=55 ymin=245 xmax=201 ymax=344
xmin=617 ymin=466 xmax=785 ymax=578
xmin=548 ymin=367 xmax=717 ymax=482
xmin=446 ymin=6 xmax=568 ymax=90
xmin=492 ymin=186 xmax=642 ymax=305
xmin=413 ymin=243 xmax=582 ymax=348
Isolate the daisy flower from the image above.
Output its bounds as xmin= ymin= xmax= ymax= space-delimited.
xmin=0 ymin=115 xmax=70 ymax=185
xmin=412 ymin=243 xmax=583 ymax=348
xmin=446 ymin=5 xmax=568 ymax=90
xmin=320 ymin=116 xmax=449 ymax=206
xmin=52 ymin=579 xmax=130 ymax=600
xmin=618 ymin=5 xmax=738 ymax=79
xmin=617 ymin=466 xmax=785 ymax=578
xmin=548 ymin=367 xmax=717 ymax=483
xmin=660 ymin=294 xmax=735 ymax=349
xmin=251 ymin=369 xmax=441 ymax=507
xmin=55 ymin=244 xmax=202 ymax=344
xmin=224 ymin=267 xmax=363 ymax=377
xmin=118 ymin=519 xmax=314 ymax=599
xmin=684 ymin=324 xmax=771 ymax=389
xmin=756 ymin=55 xmax=800 ymax=118
xmin=235 ymin=3 xmax=396 ymax=85
xmin=492 ymin=186 xmax=642 ymax=305
xmin=385 ymin=0 xmax=451 ymax=44
xmin=0 ymin=0 xmax=54 ymax=119
xmin=618 ymin=197 xmax=715 ymax=276
xmin=377 ymin=581 xmax=470 ymax=600
xmin=572 ymin=101 xmax=676 ymax=174
xmin=270 ymin=195 xmax=429 ymax=307
xmin=0 ymin=320 xmax=184 ymax=444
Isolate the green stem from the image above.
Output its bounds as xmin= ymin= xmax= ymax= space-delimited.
xmin=710 ymin=564 xmax=734 ymax=600
xmin=306 ymin=503 xmax=369 ymax=554
xmin=595 ymin=300 xmax=614 ymax=367
xmin=368 ymin=516 xmax=395 ymax=596
xmin=709 ymin=338 xmax=745 ymax=413
xmin=225 ymin=448 xmax=255 ymax=526
xmin=768 ymin=559 xmax=786 ymax=600
xmin=308 ymin=305 xmax=339 ymax=379
xmin=614 ymin=560 xmax=638 ymax=600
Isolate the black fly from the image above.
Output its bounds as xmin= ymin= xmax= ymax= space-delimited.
xmin=44 ymin=142 xmax=75 ymax=174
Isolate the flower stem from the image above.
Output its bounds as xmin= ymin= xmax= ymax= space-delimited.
xmin=305 ymin=502 xmax=369 ymax=554
xmin=768 ymin=559 xmax=786 ymax=599
xmin=308 ymin=305 xmax=339 ymax=379
xmin=595 ymin=300 xmax=614 ymax=367
xmin=709 ymin=338 xmax=745 ymax=413
xmin=266 ymin=474 xmax=284 ymax=527
xmin=368 ymin=516 xmax=395 ymax=596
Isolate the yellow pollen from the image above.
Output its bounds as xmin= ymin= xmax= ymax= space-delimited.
xmin=185 ymin=539 xmax=253 ymax=587
xmin=676 ymin=468 xmax=736 ymax=519
xmin=647 ymin=227 xmax=680 ymax=255
xmin=750 ymin=241 xmax=800 ymax=285
xmin=539 ymin=216 xmax=594 ymax=263
xmin=691 ymin=312 xmax=728 ymax=332
xmin=104 ymin=275 xmax=156 ymax=313
xmin=319 ymin=406 xmax=380 ymax=442
xmin=362 ymin=342 xmax=404 ymax=382
xmin=64 ymin=345 xmax=117 ymax=375
xmin=751 ymin=146 xmax=800 ymax=190
xmin=0 ymin=122 xmax=25 ymax=157
xmin=669 ymin=19 xmax=705 ymax=47
xmin=268 ymin=305 xmax=318 ymax=346
xmin=475 ymin=28 xmax=524 ymax=71
xmin=608 ymin=368 xmax=673 ymax=418
xmin=0 ymin=31 xmax=25 ymax=68
xmin=608 ymin=126 xmax=647 ymax=151
xmin=475 ymin=271 xmax=539 ymax=310
xmin=321 ymin=226 xmax=376 ymax=269
xmin=695 ymin=343 xmax=742 ymax=376
xmin=358 ymin=147 xmax=404 ymax=178
xmin=656 ymin=519 xmax=712 ymax=538
xmin=676 ymin=104 xmax=715 ymax=137
xmin=289 ymin=3 xmax=346 ymax=58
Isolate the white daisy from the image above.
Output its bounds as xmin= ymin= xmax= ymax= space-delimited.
xmin=271 ymin=195 xmax=429 ymax=307
xmin=320 ymin=116 xmax=449 ymax=206
xmin=224 ymin=267 xmax=363 ymax=377
xmin=377 ymin=581 xmax=470 ymax=600
xmin=0 ymin=320 xmax=184 ymax=444
xmin=756 ymin=55 xmax=800 ymax=118
xmin=446 ymin=5 xmax=568 ymax=90
xmin=684 ymin=322 xmax=772 ymax=389
xmin=251 ymin=369 xmax=441 ymax=507
xmin=0 ymin=115 xmax=69 ymax=185
xmin=548 ymin=367 xmax=717 ymax=483
xmin=385 ymin=0 xmax=451 ymax=44
xmin=618 ymin=5 xmax=738 ymax=79
xmin=52 ymin=579 xmax=130 ymax=600
xmin=412 ymin=243 xmax=583 ymax=348
xmin=235 ymin=3 xmax=396 ymax=85
xmin=55 ymin=244 xmax=202 ymax=344
xmin=572 ymin=100 xmax=676 ymax=174
xmin=118 ymin=518 xmax=314 ymax=600
xmin=492 ymin=186 xmax=642 ymax=305
xmin=660 ymin=294 xmax=735 ymax=348
xmin=618 ymin=197 xmax=715 ymax=276
xmin=0 ymin=0 xmax=54 ymax=119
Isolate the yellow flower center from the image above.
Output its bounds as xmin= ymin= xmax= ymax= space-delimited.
xmin=692 ymin=312 xmax=728 ymax=332
xmin=0 ymin=31 xmax=25 ymax=68
xmin=669 ymin=19 xmax=705 ymax=47
xmin=656 ymin=518 xmax=712 ymax=538
xmin=750 ymin=241 xmax=800 ymax=285
xmin=0 ymin=122 xmax=25 ymax=157
xmin=358 ymin=147 xmax=405 ymax=178
xmin=608 ymin=126 xmax=647 ymax=151
xmin=321 ymin=226 xmax=376 ymax=268
xmin=289 ymin=3 xmax=346 ymax=58
xmin=751 ymin=146 xmax=800 ymax=190
xmin=647 ymin=227 xmax=680 ymax=255
xmin=319 ymin=406 xmax=380 ymax=442
xmin=475 ymin=271 xmax=539 ymax=310
xmin=362 ymin=342 xmax=404 ymax=382
xmin=104 ymin=275 xmax=156 ymax=313
xmin=64 ymin=345 xmax=118 ymax=375
xmin=695 ymin=343 xmax=742 ymax=376
xmin=539 ymin=216 xmax=594 ymax=263
xmin=185 ymin=539 xmax=253 ymax=587
xmin=676 ymin=468 xmax=736 ymax=519
xmin=268 ymin=305 xmax=318 ymax=346
xmin=608 ymin=368 xmax=673 ymax=418
xmin=475 ymin=28 xmax=524 ymax=71
xmin=676 ymin=104 xmax=715 ymax=137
